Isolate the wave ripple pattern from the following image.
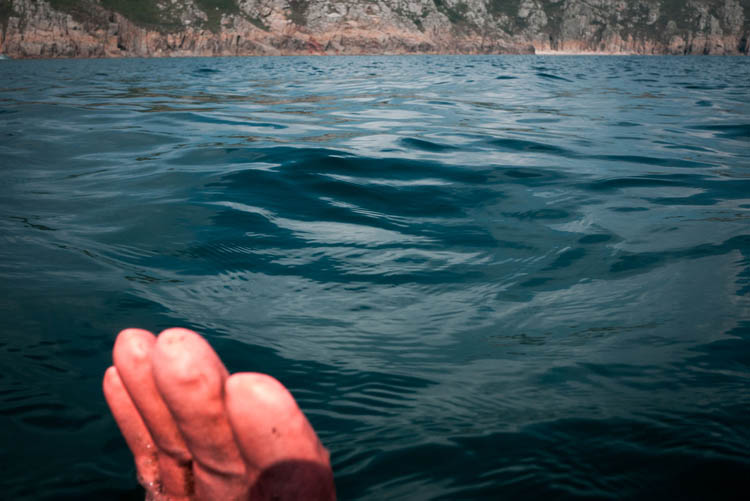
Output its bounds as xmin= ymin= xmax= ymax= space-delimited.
xmin=0 ymin=55 xmax=749 ymax=500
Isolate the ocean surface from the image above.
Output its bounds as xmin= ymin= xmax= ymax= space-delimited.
xmin=0 ymin=55 xmax=749 ymax=500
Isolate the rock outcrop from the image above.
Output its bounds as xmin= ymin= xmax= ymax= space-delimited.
xmin=519 ymin=0 xmax=750 ymax=55
xmin=0 ymin=0 xmax=748 ymax=58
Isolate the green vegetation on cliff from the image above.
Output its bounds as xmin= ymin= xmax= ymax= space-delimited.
xmin=41 ymin=0 xmax=181 ymax=31
xmin=195 ymin=0 xmax=239 ymax=31
xmin=434 ymin=0 xmax=469 ymax=25
xmin=288 ymin=0 xmax=309 ymax=26
xmin=13 ymin=0 xmax=242 ymax=32
xmin=100 ymin=0 xmax=177 ymax=30
xmin=487 ymin=0 xmax=521 ymax=18
xmin=0 ymin=0 xmax=14 ymax=31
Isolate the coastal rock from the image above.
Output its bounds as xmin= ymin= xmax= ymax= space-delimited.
xmin=0 ymin=0 xmax=748 ymax=57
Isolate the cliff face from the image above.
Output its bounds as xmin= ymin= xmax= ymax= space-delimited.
xmin=0 ymin=0 xmax=748 ymax=58
xmin=518 ymin=0 xmax=750 ymax=54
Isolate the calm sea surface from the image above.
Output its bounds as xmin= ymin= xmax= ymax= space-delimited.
xmin=0 ymin=55 xmax=749 ymax=500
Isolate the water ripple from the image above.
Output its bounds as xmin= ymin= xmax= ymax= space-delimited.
xmin=1 ymin=55 xmax=749 ymax=500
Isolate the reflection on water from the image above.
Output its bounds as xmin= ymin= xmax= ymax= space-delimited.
xmin=1 ymin=55 xmax=749 ymax=500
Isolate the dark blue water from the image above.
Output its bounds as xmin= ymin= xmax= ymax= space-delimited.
xmin=1 ymin=55 xmax=749 ymax=500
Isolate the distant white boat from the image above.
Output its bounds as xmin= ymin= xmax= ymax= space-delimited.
xmin=0 ymin=54 xmax=10 ymax=60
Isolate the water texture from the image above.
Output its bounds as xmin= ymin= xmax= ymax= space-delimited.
xmin=0 ymin=55 xmax=749 ymax=499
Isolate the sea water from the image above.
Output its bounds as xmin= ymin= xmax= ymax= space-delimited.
xmin=0 ymin=55 xmax=748 ymax=499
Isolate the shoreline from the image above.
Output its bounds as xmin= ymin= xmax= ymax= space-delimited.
xmin=535 ymin=50 xmax=639 ymax=56
xmin=2 ymin=51 xmax=748 ymax=60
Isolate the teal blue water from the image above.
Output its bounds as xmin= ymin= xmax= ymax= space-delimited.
xmin=1 ymin=55 xmax=749 ymax=499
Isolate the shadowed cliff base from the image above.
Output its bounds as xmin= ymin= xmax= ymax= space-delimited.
xmin=0 ymin=0 xmax=748 ymax=58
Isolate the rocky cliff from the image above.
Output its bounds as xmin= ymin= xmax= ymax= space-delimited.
xmin=1 ymin=0 xmax=748 ymax=58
